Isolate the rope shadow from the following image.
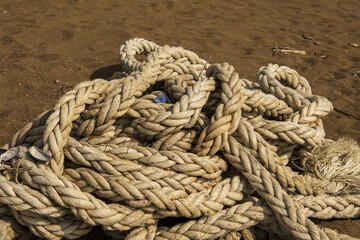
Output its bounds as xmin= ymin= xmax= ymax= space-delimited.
xmin=89 ymin=64 xmax=126 ymax=80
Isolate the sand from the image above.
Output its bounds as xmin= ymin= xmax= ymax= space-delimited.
xmin=0 ymin=0 xmax=359 ymax=238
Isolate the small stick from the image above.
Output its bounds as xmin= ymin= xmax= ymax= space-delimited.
xmin=271 ymin=46 xmax=306 ymax=55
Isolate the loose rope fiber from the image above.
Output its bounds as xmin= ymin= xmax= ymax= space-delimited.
xmin=0 ymin=38 xmax=359 ymax=240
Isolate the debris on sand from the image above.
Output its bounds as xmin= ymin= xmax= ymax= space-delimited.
xmin=349 ymin=43 xmax=359 ymax=48
xmin=271 ymin=46 xmax=306 ymax=55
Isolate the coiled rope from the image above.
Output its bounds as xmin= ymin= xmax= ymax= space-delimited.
xmin=0 ymin=38 xmax=359 ymax=240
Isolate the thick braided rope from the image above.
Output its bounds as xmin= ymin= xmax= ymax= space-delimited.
xmin=1 ymin=148 xmax=158 ymax=236
xmin=220 ymin=136 xmax=321 ymax=239
xmin=2 ymin=174 xmax=358 ymax=240
xmin=0 ymin=217 xmax=15 ymax=240
xmin=20 ymin=169 xmax=157 ymax=231
xmin=189 ymin=63 xmax=353 ymax=238
xmin=153 ymin=198 xmax=357 ymax=240
xmin=64 ymin=168 xmax=252 ymax=218
xmin=205 ymin=79 xmax=294 ymax=121
xmin=0 ymin=175 xmax=92 ymax=239
xmin=0 ymin=38 xmax=359 ymax=239
xmin=257 ymin=64 xmax=312 ymax=111
xmin=193 ymin=63 xmax=243 ymax=156
xmin=41 ymin=41 xmax=203 ymax=174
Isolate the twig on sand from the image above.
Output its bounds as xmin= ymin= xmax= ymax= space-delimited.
xmin=271 ymin=46 xmax=306 ymax=55
xmin=349 ymin=43 xmax=359 ymax=48
xmin=349 ymin=71 xmax=360 ymax=78
xmin=302 ymin=34 xmax=313 ymax=40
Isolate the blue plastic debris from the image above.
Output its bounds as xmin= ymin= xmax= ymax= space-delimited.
xmin=154 ymin=94 xmax=167 ymax=103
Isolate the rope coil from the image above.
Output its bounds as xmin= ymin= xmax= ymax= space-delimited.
xmin=0 ymin=38 xmax=359 ymax=240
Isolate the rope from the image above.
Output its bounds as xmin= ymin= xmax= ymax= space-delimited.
xmin=0 ymin=38 xmax=359 ymax=239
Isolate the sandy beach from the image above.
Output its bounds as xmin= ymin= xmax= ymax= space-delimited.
xmin=0 ymin=0 xmax=359 ymax=238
